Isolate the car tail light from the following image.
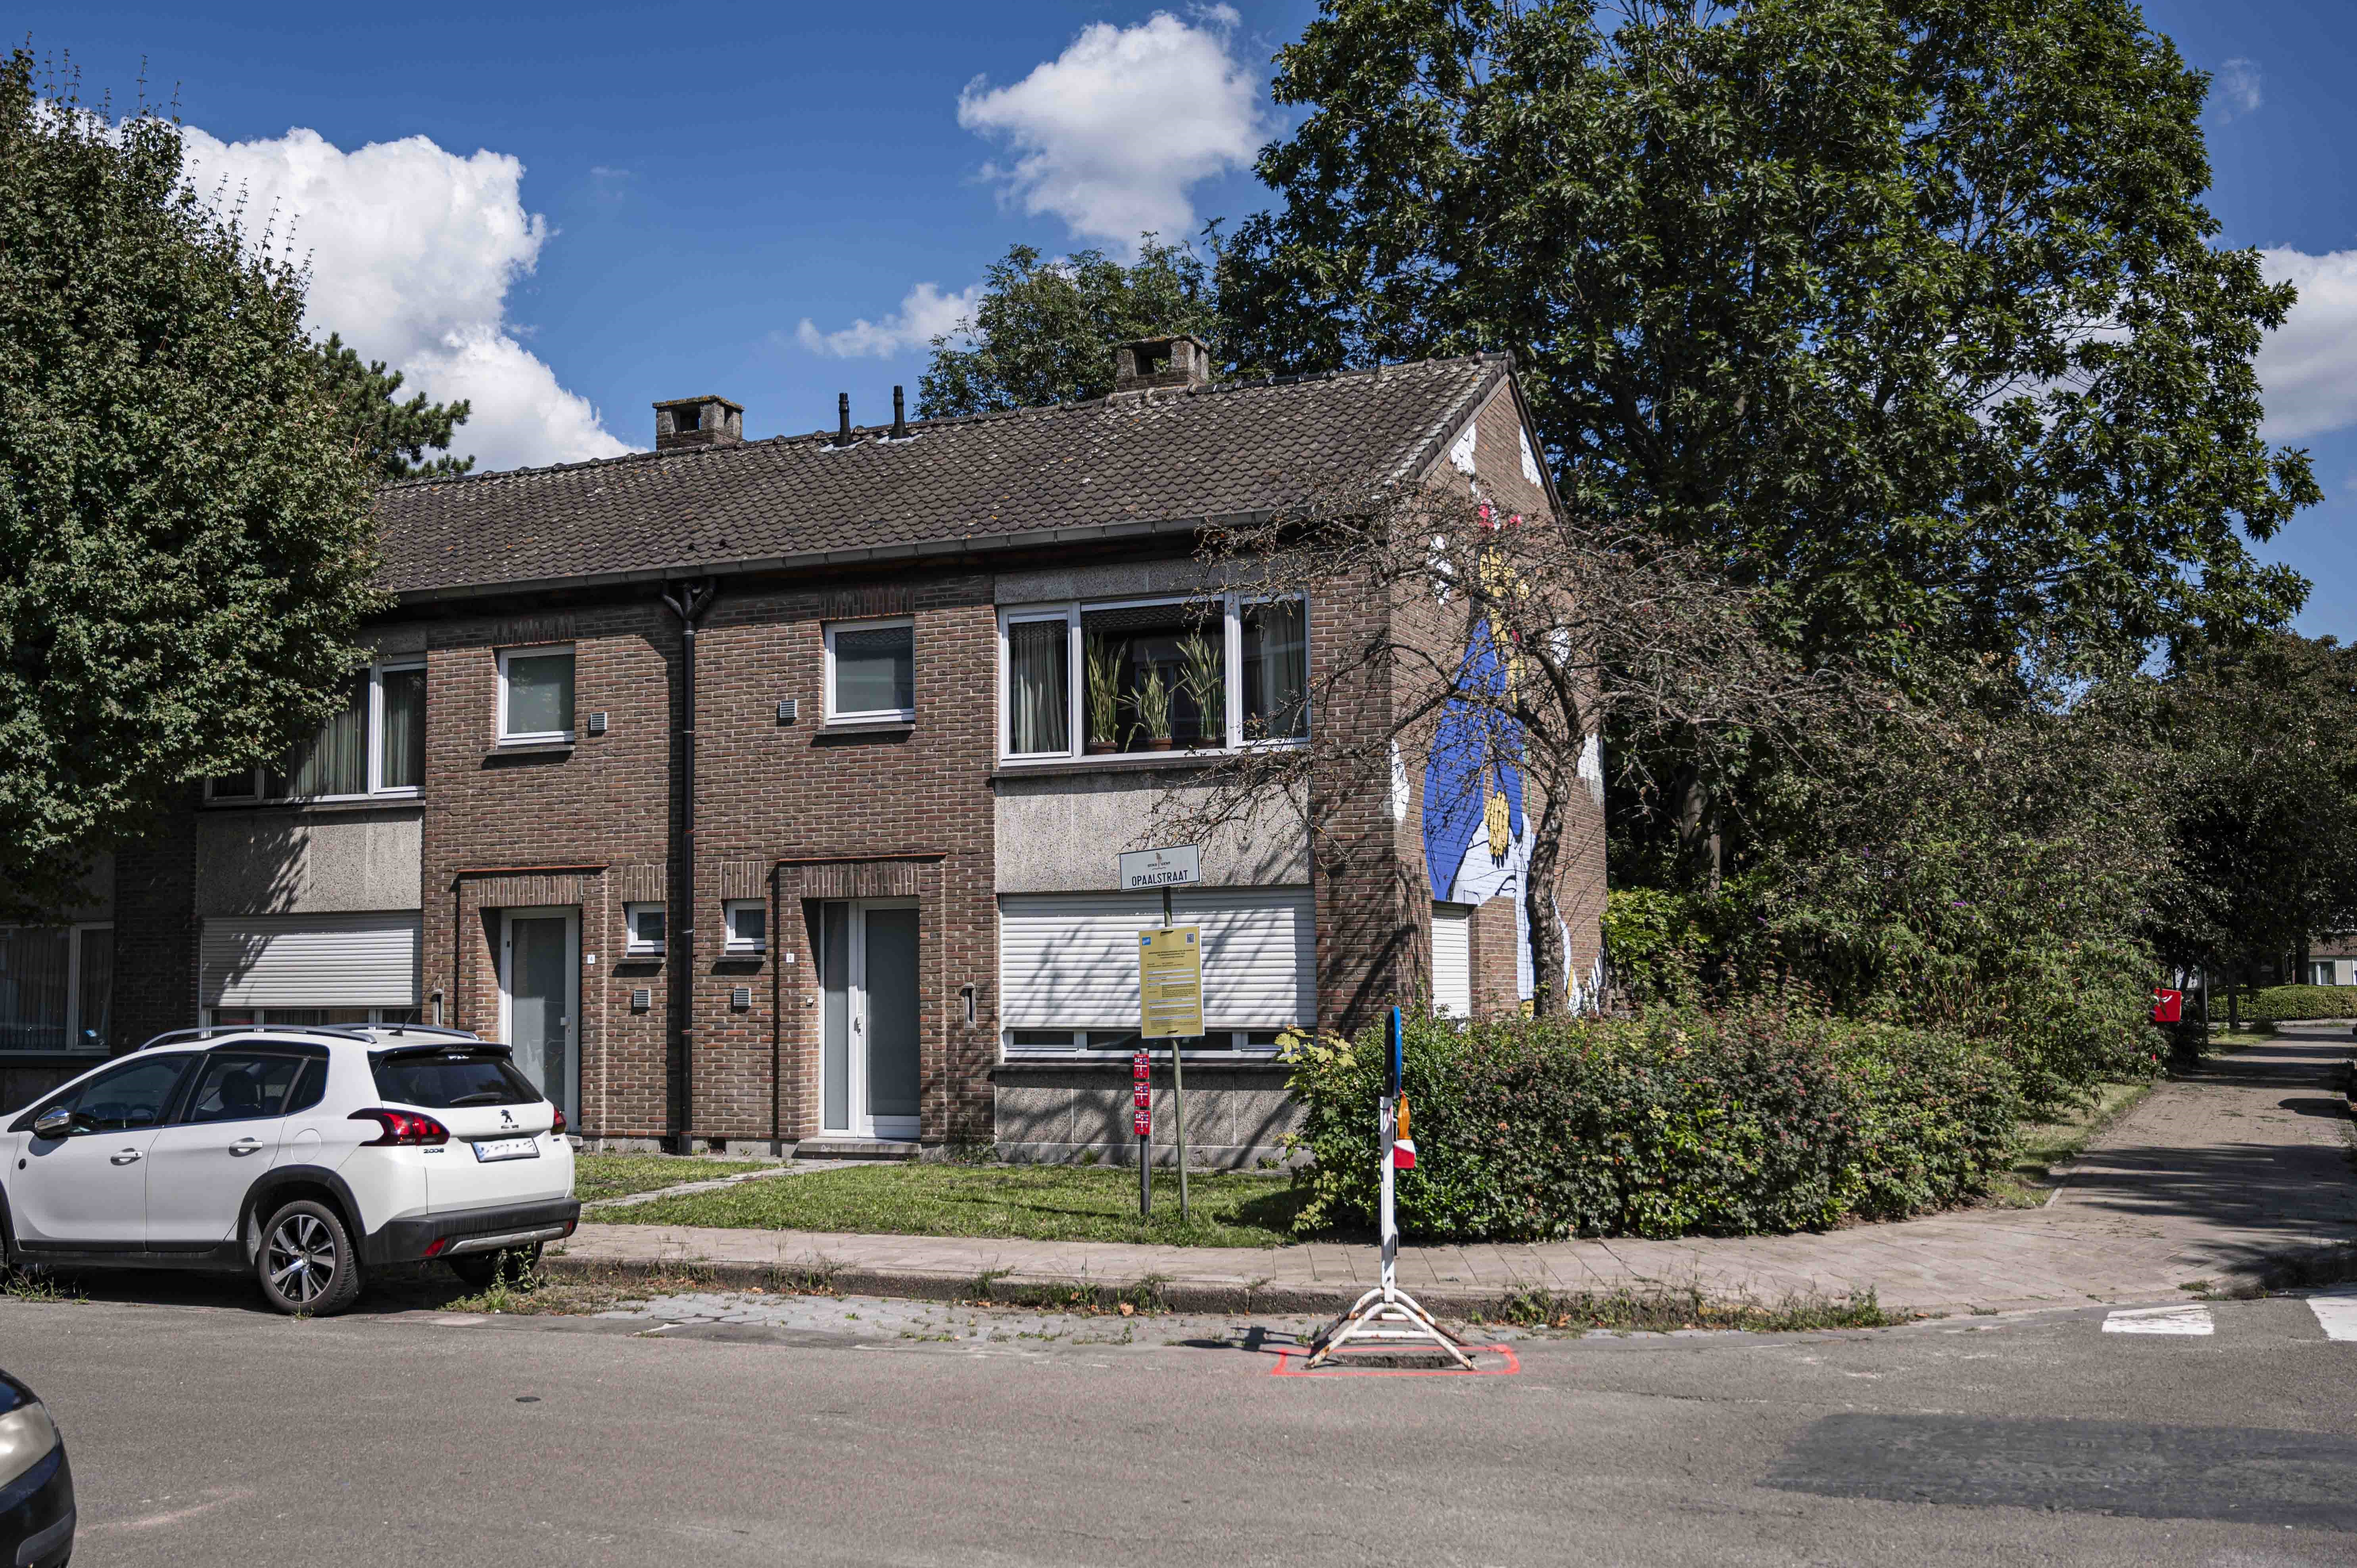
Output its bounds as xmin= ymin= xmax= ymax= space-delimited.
xmin=422 ymin=1237 xmax=452 ymax=1258
xmin=349 ymin=1107 xmax=450 ymax=1146
xmin=550 ymin=1106 xmax=566 ymax=1138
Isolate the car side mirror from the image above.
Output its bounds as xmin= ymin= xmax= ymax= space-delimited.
xmin=31 ymin=1107 xmax=81 ymax=1141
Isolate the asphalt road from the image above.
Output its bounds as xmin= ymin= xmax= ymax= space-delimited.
xmin=6 ymin=1277 xmax=2357 ymax=1567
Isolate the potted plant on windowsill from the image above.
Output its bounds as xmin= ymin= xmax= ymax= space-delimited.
xmin=1179 ymin=633 xmax=1223 ymax=749
xmin=1084 ymin=637 xmax=1123 ymax=754
xmin=1133 ymin=666 xmax=1174 ymax=751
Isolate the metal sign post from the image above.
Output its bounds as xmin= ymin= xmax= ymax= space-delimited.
xmin=1305 ymin=1006 xmax=1476 ymax=1370
xmin=1133 ymin=1049 xmax=1153 ymax=1217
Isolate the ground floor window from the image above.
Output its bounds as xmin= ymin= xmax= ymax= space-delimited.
xmin=1005 ymin=1028 xmax=1286 ymax=1056
xmin=0 ymin=924 xmax=112 ymax=1055
xmin=997 ymin=889 xmax=1313 ymax=1060
xmin=205 ymin=1007 xmax=420 ymax=1028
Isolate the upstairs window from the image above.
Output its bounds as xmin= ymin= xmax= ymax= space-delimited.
xmin=825 ymin=620 xmax=915 ymax=723
xmin=207 ymin=662 xmax=426 ymax=802
xmin=1000 ymin=595 xmax=1309 ymax=762
xmin=499 ymin=645 xmax=575 ymax=744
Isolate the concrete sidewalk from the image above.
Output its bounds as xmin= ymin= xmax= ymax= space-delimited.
xmin=551 ymin=1027 xmax=2357 ymax=1317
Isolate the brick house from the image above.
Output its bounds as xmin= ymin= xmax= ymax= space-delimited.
xmin=0 ymin=342 xmax=1606 ymax=1163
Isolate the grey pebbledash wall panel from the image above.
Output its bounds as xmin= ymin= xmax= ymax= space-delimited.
xmin=200 ymin=912 xmax=423 ymax=1008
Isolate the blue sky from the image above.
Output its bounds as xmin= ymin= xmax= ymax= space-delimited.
xmin=23 ymin=0 xmax=2357 ymax=639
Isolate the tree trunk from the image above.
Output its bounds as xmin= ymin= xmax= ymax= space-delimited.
xmin=1674 ymin=770 xmax=1722 ymax=891
xmin=1525 ymin=762 xmax=1571 ymax=1016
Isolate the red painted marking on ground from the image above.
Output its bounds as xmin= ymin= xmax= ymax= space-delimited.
xmin=1271 ymin=1343 xmax=1520 ymax=1378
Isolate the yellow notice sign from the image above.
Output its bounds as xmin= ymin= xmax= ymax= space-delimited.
xmin=1138 ymin=926 xmax=1205 ymax=1039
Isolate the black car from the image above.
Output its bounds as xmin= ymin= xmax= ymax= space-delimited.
xmin=0 ymin=1370 xmax=71 ymax=1568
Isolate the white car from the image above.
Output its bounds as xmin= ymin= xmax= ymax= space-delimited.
xmin=0 ymin=1025 xmax=578 ymax=1315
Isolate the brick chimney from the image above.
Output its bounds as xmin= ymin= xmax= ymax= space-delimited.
xmin=1112 ymin=336 xmax=1212 ymax=393
xmin=653 ymin=395 xmax=744 ymax=450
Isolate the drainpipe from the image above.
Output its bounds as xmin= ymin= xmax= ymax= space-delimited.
xmin=661 ymin=578 xmax=717 ymax=1153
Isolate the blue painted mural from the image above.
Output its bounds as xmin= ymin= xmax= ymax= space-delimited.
xmin=1422 ymin=617 xmax=1545 ymax=1001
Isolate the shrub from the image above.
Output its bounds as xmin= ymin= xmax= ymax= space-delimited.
xmin=2240 ymin=985 xmax=2357 ymax=1023
xmin=1283 ymin=1007 xmax=2017 ymax=1242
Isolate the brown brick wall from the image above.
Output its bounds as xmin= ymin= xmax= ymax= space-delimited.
xmin=420 ymin=604 xmax=676 ymax=1141
xmin=691 ymin=572 xmax=998 ymax=1145
xmin=113 ymin=798 xmax=202 ymax=1050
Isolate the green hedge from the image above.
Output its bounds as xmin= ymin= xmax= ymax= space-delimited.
xmin=2238 ymin=985 xmax=2357 ymax=1023
xmin=1283 ymin=1009 xmax=2018 ymax=1242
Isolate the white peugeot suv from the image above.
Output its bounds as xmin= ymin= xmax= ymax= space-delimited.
xmin=0 ymin=1025 xmax=578 ymax=1315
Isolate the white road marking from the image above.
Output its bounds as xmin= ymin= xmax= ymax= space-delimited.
xmin=2102 ymin=1304 xmax=2214 ymax=1336
xmin=2308 ymin=1286 xmax=2357 ymax=1341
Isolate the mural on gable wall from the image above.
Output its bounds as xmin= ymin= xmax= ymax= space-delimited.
xmin=1422 ymin=616 xmax=1573 ymax=1006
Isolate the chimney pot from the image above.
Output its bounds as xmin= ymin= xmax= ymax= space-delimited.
xmin=891 ymin=385 xmax=908 ymax=441
xmin=653 ymin=395 xmax=744 ymax=451
xmin=835 ymin=392 xmax=852 ymax=447
xmin=1112 ymin=334 xmax=1212 ymax=394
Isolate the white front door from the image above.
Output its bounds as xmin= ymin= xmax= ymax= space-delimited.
xmin=500 ymin=907 xmax=580 ymax=1125
xmin=818 ymin=900 xmax=921 ymax=1140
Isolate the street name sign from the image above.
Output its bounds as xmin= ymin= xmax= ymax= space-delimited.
xmin=1120 ymin=844 xmax=1201 ymax=891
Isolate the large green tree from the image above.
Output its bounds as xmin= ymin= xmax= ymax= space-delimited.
xmin=919 ymin=237 xmax=1222 ymax=416
xmin=2146 ymin=633 xmax=2357 ymax=992
xmin=315 ymin=333 xmax=472 ymax=480
xmin=1218 ymin=0 xmax=2317 ymax=671
xmin=0 ymin=54 xmax=387 ymax=915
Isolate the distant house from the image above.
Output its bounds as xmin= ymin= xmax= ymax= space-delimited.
xmin=0 ymin=339 xmax=1606 ymax=1162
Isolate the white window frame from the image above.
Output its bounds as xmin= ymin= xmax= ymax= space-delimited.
xmin=623 ymin=903 xmax=666 ymax=957
xmin=497 ymin=643 xmax=576 ymax=746
xmin=994 ymin=593 xmax=1311 ymax=766
xmin=724 ymin=899 xmax=770 ymax=955
xmin=823 ymin=618 xmax=916 ymax=725
xmin=203 ymin=660 xmax=427 ymax=804
xmin=0 ymin=922 xmax=115 ymax=1057
xmin=1000 ymin=1028 xmax=1286 ymax=1060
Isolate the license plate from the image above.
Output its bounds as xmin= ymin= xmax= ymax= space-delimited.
xmin=472 ymin=1137 xmax=540 ymax=1163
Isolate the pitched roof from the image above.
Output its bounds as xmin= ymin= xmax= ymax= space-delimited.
xmin=374 ymin=355 xmax=1509 ymax=601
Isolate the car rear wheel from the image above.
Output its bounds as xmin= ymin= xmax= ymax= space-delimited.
xmin=256 ymin=1200 xmax=362 ymax=1316
xmin=446 ymin=1242 xmax=542 ymax=1292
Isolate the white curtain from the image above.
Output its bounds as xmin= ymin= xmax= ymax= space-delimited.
xmin=1007 ymin=620 xmax=1069 ymax=753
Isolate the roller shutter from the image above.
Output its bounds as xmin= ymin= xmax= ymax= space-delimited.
xmin=200 ymin=912 xmax=422 ymax=1009
xmin=999 ymin=889 xmax=1314 ymax=1029
xmin=1430 ymin=903 xmax=1472 ymax=1017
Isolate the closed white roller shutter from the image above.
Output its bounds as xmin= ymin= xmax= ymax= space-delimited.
xmin=1431 ymin=903 xmax=1472 ymax=1017
xmin=201 ymin=912 xmax=422 ymax=1008
xmin=1000 ymin=889 xmax=1314 ymax=1029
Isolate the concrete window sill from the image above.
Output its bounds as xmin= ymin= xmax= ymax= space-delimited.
xmin=198 ymin=796 xmax=425 ymax=816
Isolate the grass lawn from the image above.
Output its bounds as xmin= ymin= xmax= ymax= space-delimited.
xmin=606 ymin=1163 xmax=1309 ymax=1247
xmin=574 ymin=1153 xmax=778 ymax=1203
xmin=1984 ymin=1080 xmax=2158 ymax=1208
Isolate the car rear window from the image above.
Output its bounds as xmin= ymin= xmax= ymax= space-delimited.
xmin=369 ymin=1049 xmax=541 ymax=1109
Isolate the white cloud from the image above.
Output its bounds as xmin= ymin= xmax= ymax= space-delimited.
xmin=956 ymin=7 xmax=1267 ymax=251
xmin=180 ymin=126 xmax=630 ymax=472
xmin=2257 ymin=248 xmax=2357 ymax=441
xmin=795 ymin=280 xmax=983 ymax=359
xmin=2217 ymin=58 xmax=2263 ymax=119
